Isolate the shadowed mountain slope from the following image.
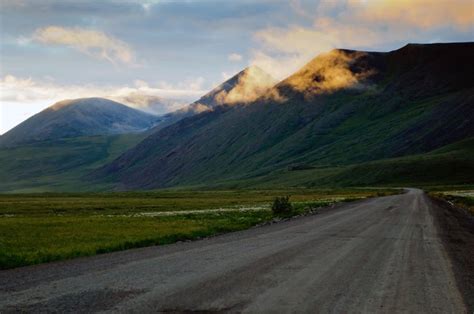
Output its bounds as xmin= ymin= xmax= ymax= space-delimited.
xmin=0 ymin=133 xmax=147 ymax=193
xmin=0 ymin=98 xmax=158 ymax=147
xmin=94 ymin=42 xmax=474 ymax=189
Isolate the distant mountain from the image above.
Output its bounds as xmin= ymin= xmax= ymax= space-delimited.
xmin=93 ymin=42 xmax=474 ymax=189
xmin=150 ymin=66 xmax=275 ymax=131
xmin=0 ymin=98 xmax=158 ymax=147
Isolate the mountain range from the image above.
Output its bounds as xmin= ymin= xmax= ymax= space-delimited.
xmin=1 ymin=42 xmax=473 ymax=192
xmin=0 ymin=68 xmax=274 ymax=192
xmin=93 ymin=42 xmax=474 ymax=189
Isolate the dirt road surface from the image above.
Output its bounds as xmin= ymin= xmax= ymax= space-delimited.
xmin=0 ymin=189 xmax=468 ymax=313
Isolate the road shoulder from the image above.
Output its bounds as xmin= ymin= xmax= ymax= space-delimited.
xmin=428 ymin=194 xmax=474 ymax=312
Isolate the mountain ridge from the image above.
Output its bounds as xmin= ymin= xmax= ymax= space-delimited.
xmin=92 ymin=42 xmax=474 ymax=189
xmin=149 ymin=66 xmax=275 ymax=132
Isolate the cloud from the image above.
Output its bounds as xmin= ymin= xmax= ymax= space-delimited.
xmin=33 ymin=26 xmax=135 ymax=65
xmin=0 ymin=74 xmax=207 ymax=114
xmin=283 ymin=50 xmax=373 ymax=96
xmin=252 ymin=0 xmax=474 ymax=79
xmin=349 ymin=0 xmax=474 ymax=31
xmin=252 ymin=25 xmax=340 ymax=79
xmin=117 ymin=93 xmax=185 ymax=114
xmin=214 ymin=66 xmax=282 ymax=105
xmin=228 ymin=53 xmax=243 ymax=62
xmin=290 ymin=0 xmax=312 ymax=18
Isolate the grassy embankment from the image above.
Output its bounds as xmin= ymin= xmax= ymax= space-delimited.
xmin=428 ymin=189 xmax=474 ymax=215
xmin=0 ymin=188 xmax=398 ymax=269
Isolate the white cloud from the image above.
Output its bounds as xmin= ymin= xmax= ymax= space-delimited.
xmin=228 ymin=53 xmax=243 ymax=62
xmin=33 ymin=26 xmax=135 ymax=65
xmin=0 ymin=74 xmax=207 ymax=115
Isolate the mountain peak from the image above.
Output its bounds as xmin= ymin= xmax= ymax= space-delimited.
xmin=145 ymin=66 xmax=277 ymax=133
xmin=206 ymin=66 xmax=277 ymax=106
xmin=279 ymin=48 xmax=374 ymax=95
xmin=49 ymin=97 xmax=127 ymax=111
xmin=190 ymin=66 xmax=276 ymax=109
xmin=0 ymin=97 xmax=158 ymax=147
xmin=240 ymin=65 xmax=268 ymax=76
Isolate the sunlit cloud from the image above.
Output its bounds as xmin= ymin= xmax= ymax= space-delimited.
xmin=33 ymin=26 xmax=135 ymax=65
xmin=0 ymin=74 xmax=207 ymax=115
xmin=252 ymin=0 xmax=474 ymax=79
xmin=349 ymin=0 xmax=474 ymax=31
xmin=283 ymin=50 xmax=373 ymax=97
xmin=214 ymin=66 xmax=281 ymax=105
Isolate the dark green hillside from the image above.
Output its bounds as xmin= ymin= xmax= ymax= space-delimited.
xmin=243 ymin=137 xmax=474 ymax=189
xmin=0 ymin=133 xmax=145 ymax=193
xmin=327 ymin=137 xmax=474 ymax=187
xmin=94 ymin=43 xmax=474 ymax=189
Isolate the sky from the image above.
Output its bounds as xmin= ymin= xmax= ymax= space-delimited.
xmin=0 ymin=0 xmax=473 ymax=134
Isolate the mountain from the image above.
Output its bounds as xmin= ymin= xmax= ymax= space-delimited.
xmin=0 ymin=69 xmax=275 ymax=192
xmin=150 ymin=66 xmax=275 ymax=131
xmin=0 ymin=97 xmax=158 ymax=192
xmin=233 ymin=137 xmax=474 ymax=189
xmin=0 ymin=133 xmax=147 ymax=193
xmin=93 ymin=42 xmax=474 ymax=189
xmin=0 ymin=97 xmax=158 ymax=147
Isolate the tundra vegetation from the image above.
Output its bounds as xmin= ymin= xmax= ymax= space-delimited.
xmin=0 ymin=188 xmax=399 ymax=269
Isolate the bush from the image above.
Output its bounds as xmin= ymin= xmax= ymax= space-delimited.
xmin=271 ymin=196 xmax=293 ymax=215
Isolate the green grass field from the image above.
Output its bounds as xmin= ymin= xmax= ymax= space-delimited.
xmin=0 ymin=188 xmax=398 ymax=269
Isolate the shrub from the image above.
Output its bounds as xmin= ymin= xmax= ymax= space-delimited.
xmin=271 ymin=196 xmax=293 ymax=215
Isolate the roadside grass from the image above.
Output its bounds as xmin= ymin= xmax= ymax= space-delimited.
xmin=0 ymin=188 xmax=399 ymax=269
xmin=0 ymin=211 xmax=271 ymax=269
xmin=429 ymin=190 xmax=474 ymax=215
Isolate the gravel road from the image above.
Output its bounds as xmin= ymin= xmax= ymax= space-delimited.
xmin=0 ymin=189 xmax=467 ymax=313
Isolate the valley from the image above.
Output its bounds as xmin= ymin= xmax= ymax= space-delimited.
xmin=2 ymin=1 xmax=473 ymax=312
